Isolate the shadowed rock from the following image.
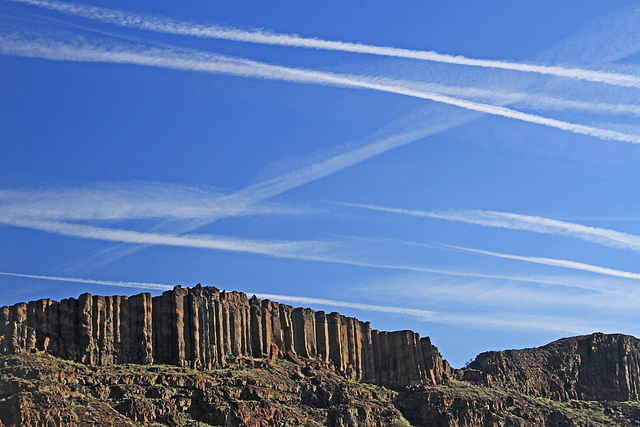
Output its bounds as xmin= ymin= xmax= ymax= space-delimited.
xmin=470 ymin=332 xmax=640 ymax=401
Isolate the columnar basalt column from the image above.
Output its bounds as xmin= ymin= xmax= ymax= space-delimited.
xmin=249 ymin=296 xmax=264 ymax=358
xmin=327 ymin=312 xmax=345 ymax=373
xmin=279 ymin=305 xmax=296 ymax=359
xmin=360 ymin=322 xmax=375 ymax=383
xmin=315 ymin=311 xmax=330 ymax=363
xmin=292 ymin=308 xmax=316 ymax=359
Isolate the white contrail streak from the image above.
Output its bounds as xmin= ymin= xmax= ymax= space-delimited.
xmin=0 ymin=215 xmax=329 ymax=259
xmin=9 ymin=0 xmax=640 ymax=89
xmin=0 ymin=182 xmax=307 ymax=221
xmin=4 ymin=206 xmax=622 ymax=291
xmin=449 ymin=244 xmax=640 ymax=280
xmin=2 ymin=111 xmax=469 ymax=270
xmin=411 ymin=82 xmax=640 ymax=117
xmin=247 ymin=292 xmax=610 ymax=333
xmin=246 ymin=293 xmax=615 ymax=333
xmin=0 ymin=271 xmax=173 ymax=290
xmin=344 ymin=203 xmax=640 ymax=252
xmin=230 ymin=125 xmax=464 ymax=203
xmin=0 ymin=271 xmax=597 ymax=333
xmin=248 ymin=293 xmax=436 ymax=319
xmin=0 ymin=271 xmax=435 ymax=320
xmin=2 ymin=34 xmax=639 ymax=145
xmin=516 ymin=94 xmax=640 ymax=117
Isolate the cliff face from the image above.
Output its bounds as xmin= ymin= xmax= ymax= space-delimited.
xmin=469 ymin=332 xmax=640 ymax=401
xmin=0 ymin=285 xmax=450 ymax=388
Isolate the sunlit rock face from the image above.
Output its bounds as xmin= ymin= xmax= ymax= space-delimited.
xmin=0 ymin=284 xmax=450 ymax=388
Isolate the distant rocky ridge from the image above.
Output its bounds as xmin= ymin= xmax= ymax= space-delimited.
xmin=470 ymin=332 xmax=640 ymax=402
xmin=0 ymin=285 xmax=450 ymax=389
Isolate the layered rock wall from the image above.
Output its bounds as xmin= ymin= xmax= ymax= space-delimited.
xmin=0 ymin=285 xmax=450 ymax=388
xmin=470 ymin=333 xmax=640 ymax=401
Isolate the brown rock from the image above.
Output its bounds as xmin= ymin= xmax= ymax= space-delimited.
xmin=249 ymin=296 xmax=264 ymax=358
xmin=279 ymin=305 xmax=296 ymax=359
xmin=470 ymin=332 xmax=640 ymax=401
xmin=0 ymin=285 xmax=453 ymax=389
xmin=78 ymin=293 xmax=94 ymax=364
xmin=315 ymin=311 xmax=330 ymax=363
xmin=327 ymin=313 xmax=345 ymax=373
xmin=292 ymin=307 xmax=316 ymax=359
xmin=170 ymin=286 xmax=187 ymax=365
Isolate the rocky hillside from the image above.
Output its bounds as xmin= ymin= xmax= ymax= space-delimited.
xmin=3 ymin=351 xmax=640 ymax=426
xmin=469 ymin=333 xmax=640 ymax=402
xmin=0 ymin=351 xmax=405 ymax=426
xmin=3 ymin=286 xmax=640 ymax=426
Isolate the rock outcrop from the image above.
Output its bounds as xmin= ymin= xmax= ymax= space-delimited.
xmin=0 ymin=285 xmax=450 ymax=389
xmin=469 ymin=332 xmax=640 ymax=401
xmin=0 ymin=351 xmax=406 ymax=427
xmin=5 ymin=351 xmax=640 ymax=427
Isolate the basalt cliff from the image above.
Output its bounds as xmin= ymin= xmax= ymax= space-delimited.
xmin=0 ymin=285 xmax=449 ymax=388
xmin=2 ymin=285 xmax=640 ymax=426
xmin=469 ymin=332 xmax=640 ymax=402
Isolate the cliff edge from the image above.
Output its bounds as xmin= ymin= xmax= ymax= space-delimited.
xmin=470 ymin=332 xmax=640 ymax=402
xmin=0 ymin=285 xmax=450 ymax=389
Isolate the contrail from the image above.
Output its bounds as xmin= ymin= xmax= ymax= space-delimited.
xmin=9 ymin=0 xmax=640 ymax=89
xmin=0 ymin=270 xmax=435 ymax=318
xmin=0 ymin=215 xmax=330 ymax=259
xmin=344 ymin=203 xmax=640 ymax=252
xmin=514 ymin=94 xmax=640 ymax=117
xmin=362 ymin=274 xmax=640 ymax=311
xmin=449 ymin=244 xmax=640 ymax=280
xmin=0 ymin=182 xmax=308 ymax=221
xmin=0 ymin=210 xmax=557 ymax=282
xmin=0 ymin=271 xmax=600 ymax=333
xmin=0 ymin=271 xmax=173 ymax=290
xmin=2 ymin=34 xmax=639 ymax=145
xmin=257 ymin=293 xmax=610 ymax=333
xmin=410 ymin=81 xmax=640 ymax=117
xmin=0 ymin=271 xmax=435 ymax=321
xmin=4 ymin=205 xmax=625 ymax=291
xmin=11 ymin=110 xmax=472 ymax=271
xmin=248 ymin=293 xmax=436 ymax=319
xmin=435 ymin=312 xmax=612 ymax=334
xmin=329 ymin=233 xmax=640 ymax=294
xmin=230 ymin=123 xmax=467 ymax=203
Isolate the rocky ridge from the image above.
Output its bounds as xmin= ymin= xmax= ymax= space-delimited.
xmin=0 ymin=285 xmax=449 ymax=389
xmin=3 ymin=286 xmax=640 ymax=425
xmin=470 ymin=332 xmax=640 ymax=402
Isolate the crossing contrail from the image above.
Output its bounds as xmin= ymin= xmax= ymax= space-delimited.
xmin=0 ymin=215 xmax=329 ymax=259
xmin=449 ymin=244 xmax=640 ymax=280
xmin=9 ymin=0 xmax=640 ymax=89
xmin=343 ymin=203 xmax=640 ymax=252
xmin=2 ymin=33 xmax=640 ymax=145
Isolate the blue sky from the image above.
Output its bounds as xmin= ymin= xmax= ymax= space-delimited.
xmin=2 ymin=0 xmax=640 ymax=367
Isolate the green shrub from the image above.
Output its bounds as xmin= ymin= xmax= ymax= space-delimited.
xmin=390 ymin=416 xmax=413 ymax=427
